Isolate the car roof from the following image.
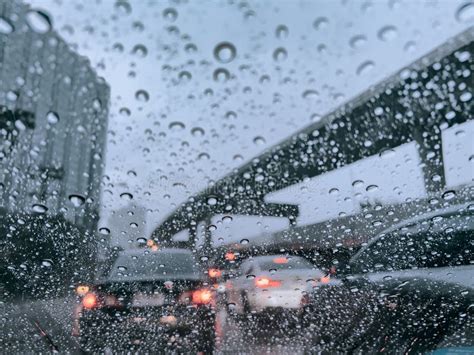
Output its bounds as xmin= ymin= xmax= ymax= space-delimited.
xmin=351 ymin=202 xmax=473 ymax=263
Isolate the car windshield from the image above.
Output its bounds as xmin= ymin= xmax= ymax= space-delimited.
xmin=1 ymin=0 xmax=473 ymax=353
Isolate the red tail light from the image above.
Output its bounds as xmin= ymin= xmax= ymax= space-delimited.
xmin=208 ymin=268 xmax=222 ymax=278
xmin=82 ymin=292 xmax=98 ymax=309
xmin=255 ymin=277 xmax=281 ymax=288
xmin=192 ymin=289 xmax=213 ymax=305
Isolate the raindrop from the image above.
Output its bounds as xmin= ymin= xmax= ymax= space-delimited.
xmin=366 ymin=185 xmax=379 ymax=192
xmin=7 ymin=91 xmax=18 ymax=101
xmin=302 ymin=90 xmax=319 ymax=100
xmin=0 ymin=16 xmax=14 ymax=34
xmin=378 ymin=25 xmax=398 ymax=41
xmin=169 ymin=121 xmax=186 ymax=131
xmin=214 ymin=42 xmax=237 ymax=63
xmin=313 ymin=17 xmax=328 ymax=30
xmin=240 ymin=239 xmax=249 ymax=245
xmin=456 ymin=2 xmax=474 ymax=23
xmin=191 ymin=127 xmax=205 ymax=137
xmin=120 ymin=192 xmax=133 ymax=200
xmin=69 ymin=194 xmax=86 ymax=207
xmin=275 ymin=24 xmax=289 ymax=39
xmin=356 ymin=60 xmax=375 ymax=76
xmin=379 ymin=149 xmax=396 ymax=158
xmin=163 ymin=8 xmax=178 ymax=22
xmin=135 ymin=90 xmax=149 ymax=102
xmin=352 ymin=180 xmax=364 ymax=188
xmin=213 ymin=68 xmax=230 ymax=82
xmin=32 ymin=203 xmax=48 ymax=214
xmin=253 ymin=136 xmax=266 ymax=145
xmin=198 ymin=152 xmax=210 ymax=160
xmin=273 ymin=47 xmax=287 ymax=62
xmin=99 ymin=227 xmax=110 ymax=235
xmin=246 ymin=275 xmax=255 ymax=280
xmin=207 ymin=197 xmax=218 ymax=206
xmin=26 ymin=10 xmax=52 ymax=34
xmin=349 ymin=35 xmax=367 ymax=49
xmin=222 ymin=215 xmax=233 ymax=223
xmin=41 ymin=260 xmax=53 ymax=268
xmin=46 ymin=111 xmax=59 ymax=124
xmin=179 ymin=71 xmax=192 ymax=82
xmin=460 ymin=92 xmax=472 ymax=102
xmin=329 ymin=188 xmax=339 ymax=195
xmin=115 ymin=1 xmax=132 ymax=14
xmin=132 ymin=44 xmax=148 ymax=57
xmin=442 ymin=190 xmax=456 ymax=200
xmin=117 ymin=266 xmax=127 ymax=272
xmin=136 ymin=237 xmax=147 ymax=244
xmin=233 ymin=154 xmax=243 ymax=162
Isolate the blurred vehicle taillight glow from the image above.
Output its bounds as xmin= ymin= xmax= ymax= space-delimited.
xmin=208 ymin=268 xmax=222 ymax=278
xmin=255 ymin=277 xmax=281 ymax=288
xmin=192 ymin=289 xmax=213 ymax=305
xmin=75 ymin=285 xmax=90 ymax=296
xmin=82 ymin=292 xmax=98 ymax=309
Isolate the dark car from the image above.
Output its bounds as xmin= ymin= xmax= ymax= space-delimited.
xmin=73 ymin=248 xmax=216 ymax=353
xmin=302 ymin=203 xmax=474 ymax=353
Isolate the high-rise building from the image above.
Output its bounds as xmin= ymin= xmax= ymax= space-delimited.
xmin=0 ymin=1 xmax=109 ymax=234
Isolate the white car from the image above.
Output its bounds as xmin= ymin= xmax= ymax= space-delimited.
xmin=226 ymin=254 xmax=325 ymax=315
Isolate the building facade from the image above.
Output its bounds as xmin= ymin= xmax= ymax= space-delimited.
xmin=0 ymin=0 xmax=109 ymax=235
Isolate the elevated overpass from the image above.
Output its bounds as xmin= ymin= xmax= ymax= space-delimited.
xmin=151 ymin=26 xmax=473 ymax=253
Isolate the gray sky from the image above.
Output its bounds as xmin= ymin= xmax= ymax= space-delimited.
xmin=26 ymin=0 xmax=474 ymax=244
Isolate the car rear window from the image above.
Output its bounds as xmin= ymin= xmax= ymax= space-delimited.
xmin=258 ymin=256 xmax=314 ymax=271
xmin=108 ymin=251 xmax=200 ymax=280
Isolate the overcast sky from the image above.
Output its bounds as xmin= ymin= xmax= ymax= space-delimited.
xmin=26 ymin=0 xmax=474 ymax=244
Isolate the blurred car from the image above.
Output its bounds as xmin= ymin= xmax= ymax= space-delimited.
xmin=226 ymin=254 xmax=324 ymax=319
xmin=73 ymin=248 xmax=216 ymax=353
xmin=302 ymin=203 xmax=474 ymax=353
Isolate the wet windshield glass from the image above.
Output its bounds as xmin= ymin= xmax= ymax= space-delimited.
xmin=1 ymin=0 xmax=473 ymax=353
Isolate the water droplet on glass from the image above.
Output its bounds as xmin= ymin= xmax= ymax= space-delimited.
xmin=352 ymin=180 xmax=364 ymax=188
xmin=26 ymin=10 xmax=52 ymax=34
xmin=366 ymin=185 xmax=379 ymax=192
xmin=169 ymin=121 xmax=185 ymax=131
xmin=69 ymin=194 xmax=86 ymax=207
xmin=41 ymin=259 xmax=53 ymax=268
xmin=313 ymin=17 xmax=328 ymax=30
xmin=253 ymin=136 xmax=266 ymax=145
xmin=99 ymin=227 xmax=111 ymax=235
xmin=213 ymin=68 xmax=230 ymax=82
xmin=117 ymin=266 xmax=127 ymax=272
xmin=163 ymin=8 xmax=178 ymax=22
xmin=120 ymin=192 xmax=133 ymax=200
xmin=240 ymin=239 xmax=249 ymax=245
xmin=179 ymin=71 xmax=192 ymax=82
xmin=275 ymin=24 xmax=289 ymax=39
xmin=349 ymin=35 xmax=367 ymax=49
xmin=207 ymin=197 xmax=218 ymax=206
xmin=132 ymin=44 xmax=148 ymax=57
xmin=302 ymin=90 xmax=319 ymax=100
xmin=456 ymin=2 xmax=474 ymax=23
xmin=0 ymin=16 xmax=14 ymax=34
xmin=46 ymin=111 xmax=59 ymax=124
xmin=191 ymin=127 xmax=205 ymax=137
xmin=378 ymin=25 xmax=398 ymax=41
xmin=357 ymin=60 xmax=375 ymax=76
xmin=32 ymin=203 xmax=48 ymax=214
xmin=329 ymin=187 xmax=339 ymax=195
xmin=442 ymin=190 xmax=456 ymax=200
xmin=273 ymin=47 xmax=287 ymax=62
xmin=214 ymin=42 xmax=237 ymax=63
xmin=135 ymin=90 xmax=149 ymax=102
